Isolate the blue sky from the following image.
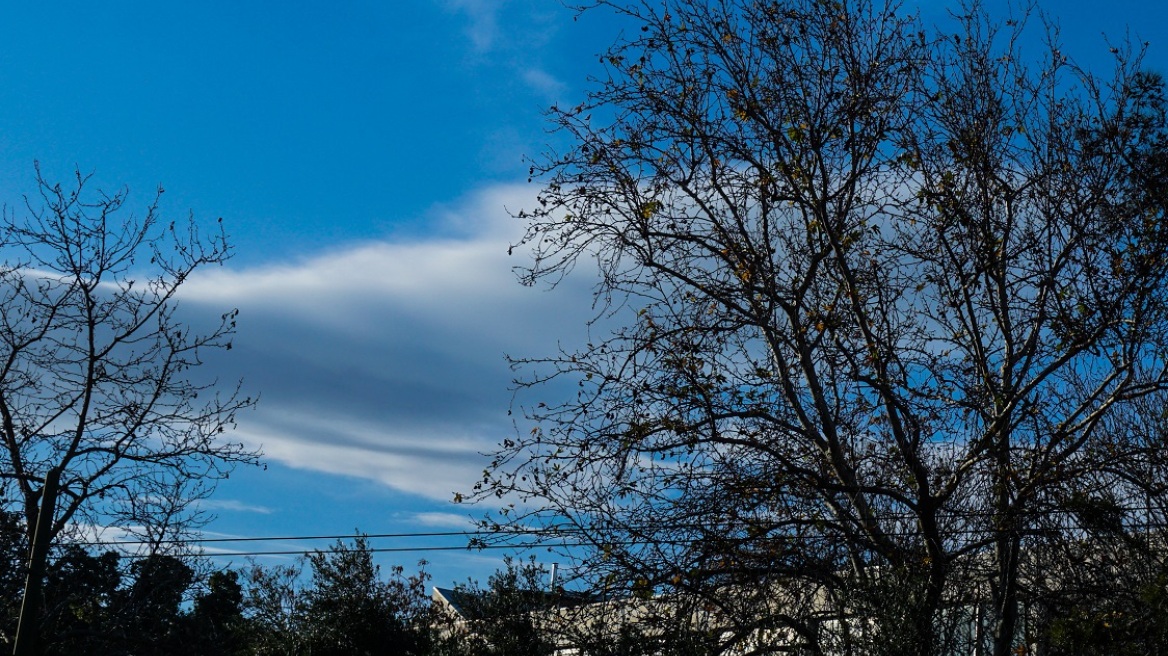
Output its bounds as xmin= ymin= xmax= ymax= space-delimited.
xmin=0 ymin=0 xmax=1165 ymax=586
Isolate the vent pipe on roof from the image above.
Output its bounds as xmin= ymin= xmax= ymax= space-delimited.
xmin=549 ymin=563 xmax=559 ymax=591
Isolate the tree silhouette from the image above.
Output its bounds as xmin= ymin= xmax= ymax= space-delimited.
xmin=481 ymin=1 xmax=1168 ymax=654
xmin=0 ymin=166 xmax=258 ymax=654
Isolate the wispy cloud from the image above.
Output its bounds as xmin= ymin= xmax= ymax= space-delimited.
xmin=200 ymin=499 xmax=274 ymax=515
xmin=521 ymin=68 xmax=567 ymax=99
xmin=180 ymin=184 xmax=595 ymax=503
xmin=444 ymin=0 xmax=501 ymax=52
xmin=409 ymin=512 xmax=477 ymax=529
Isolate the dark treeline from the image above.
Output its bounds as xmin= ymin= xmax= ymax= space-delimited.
xmin=3 ymin=512 xmax=1168 ymax=654
xmin=0 ymin=517 xmax=558 ymax=656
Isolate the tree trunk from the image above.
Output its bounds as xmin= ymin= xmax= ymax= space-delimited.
xmin=13 ymin=467 xmax=61 ymax=656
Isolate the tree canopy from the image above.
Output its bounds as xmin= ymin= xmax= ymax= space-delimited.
xmin=479 ymin=1 xmax=1168 ymax=654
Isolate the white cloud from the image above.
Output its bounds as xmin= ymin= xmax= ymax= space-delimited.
xmin=521 ymin=68 xmax=567 ymax=99
xmin=180 ymin=183 xmax=596 ymax=503
xmin=244 ymin=413 xmax=493 ymax=502
xmin=409 ymin=512 xmax=477 ymax=529
xmin=444 ymin=0 xmax=501 ymax=52
xmin=200 ymin=499 xmax=274 ymax=515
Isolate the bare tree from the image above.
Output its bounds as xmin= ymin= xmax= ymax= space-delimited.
xmin=0 ymin=167 xmax=258 ymax=655
xmin=477 ymin=1 xmax=1168 ymax=654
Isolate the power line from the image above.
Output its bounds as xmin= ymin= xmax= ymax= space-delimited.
xmin=7 ymin=499 xmax=1165 ymax=561
xmin=181 ymin=542 xmax=596 ymax=559
xmin=68 ymin=504 xmax=1168 ymax=549
xmin=3 ymin=539 xmax=590 ymax=563
xmin=69 ymin=527 xmax=577 ymax=550
xmin=83 ymin=529 xmax=510 ymax=547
